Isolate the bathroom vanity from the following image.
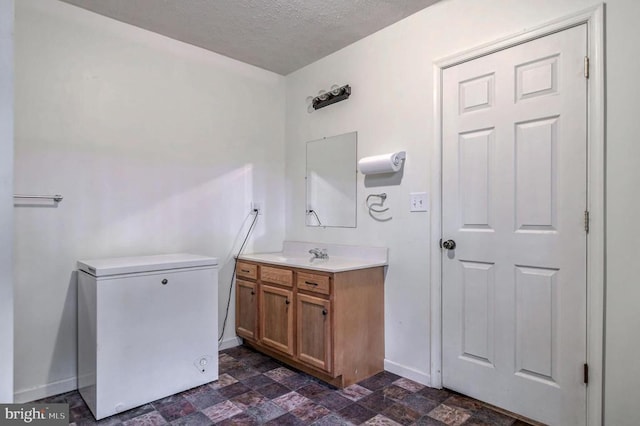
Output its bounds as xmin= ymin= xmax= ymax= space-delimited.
xmin=236 ymin=242 xmax=387 ymax=387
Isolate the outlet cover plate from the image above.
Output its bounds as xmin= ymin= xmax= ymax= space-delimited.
xmin=410 ymin=192 xmax=428 ymax=212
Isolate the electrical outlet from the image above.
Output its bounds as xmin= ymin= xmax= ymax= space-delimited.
xmin=251 ymin=202 xmax=263 ymax=215
xmin=410 ymin=192 xmax=428 ymax=212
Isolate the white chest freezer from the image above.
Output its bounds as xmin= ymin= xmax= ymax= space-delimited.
xmin=77 ymin=254 xmax=219 ymax=420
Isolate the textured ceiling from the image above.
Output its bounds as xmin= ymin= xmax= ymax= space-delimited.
xmin=59 ymin=0 xmax=441 ymax=75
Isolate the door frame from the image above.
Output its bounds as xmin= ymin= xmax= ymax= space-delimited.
xmin=430 ymin=4 xmax=605 ymax=425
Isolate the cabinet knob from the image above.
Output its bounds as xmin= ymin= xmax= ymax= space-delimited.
xmin=251 ymin=290 xmax=255 ymax=295
xmin=285 ymin=299 xmax=290 ymax=305
xmin=322 ymin=309 xmax=327 ymax=316
xmin=161 ymin=279 xmax=168 ymax=285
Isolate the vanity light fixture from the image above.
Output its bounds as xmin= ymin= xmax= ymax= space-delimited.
xmin=309 ymin=84 xmax=351 ymax=111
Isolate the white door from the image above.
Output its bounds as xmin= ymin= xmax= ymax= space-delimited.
xmin=442 ymin=25 xmax=587 ymax=425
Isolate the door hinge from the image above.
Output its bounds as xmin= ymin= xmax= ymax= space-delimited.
xmin=583 ymin=363 xmax=589 ymax=385
xmin=584 ymin=56 xmax=590 ymax=79
xmin=584 ymin=210 xmax=590 ymax=233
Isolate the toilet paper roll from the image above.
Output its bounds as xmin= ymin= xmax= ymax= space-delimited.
xmin=358 ymin=151 xmax=406 ymax=175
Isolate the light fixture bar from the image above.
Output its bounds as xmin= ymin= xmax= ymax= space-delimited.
xmin=312 ymin=84 xmax=351 ymax=110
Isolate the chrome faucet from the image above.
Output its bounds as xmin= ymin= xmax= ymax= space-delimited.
xmin=309 ymin=248 xmax=329 ymax=259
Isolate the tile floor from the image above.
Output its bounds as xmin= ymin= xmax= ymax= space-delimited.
xmin=38 ymin=345 xmax=535 ymax=425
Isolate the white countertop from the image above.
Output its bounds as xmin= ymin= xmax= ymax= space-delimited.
xmin=238 ymin=241 xmax=388 ymax=273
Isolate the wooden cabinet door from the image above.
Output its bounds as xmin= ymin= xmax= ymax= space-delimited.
xmin=260 ymin=284 xmax=294 ymax=355
xmin=236 ymin=279 xmax=257 ymax=340
xmin=297 ymin=293 xmax=331 ymax=372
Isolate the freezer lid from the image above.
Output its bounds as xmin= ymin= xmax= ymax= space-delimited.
xmin=77 ymin=253 xmax=218 ymax=277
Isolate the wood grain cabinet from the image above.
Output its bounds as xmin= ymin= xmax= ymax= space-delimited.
xmin=235 ymin=260 xmax=384 ymax=387
xmin=236 ymin=262 xmax=259 ymax=342
xmin=260 ymin=284 xmax=294 ymax=355
xmin=235 ymin=279 xmax=257 ymax=340
xmin=297 ymin=293 xmax=331 ymax=371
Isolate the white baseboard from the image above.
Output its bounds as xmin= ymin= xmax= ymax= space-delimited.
xmin=218 ymin=336 xmax=242 ymax=351
xmin=384 ymin=359 xmax=431 ymax=386
xmin=14 ymin=376 xmax=77 ymax=403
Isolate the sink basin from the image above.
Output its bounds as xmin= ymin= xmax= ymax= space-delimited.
xmin=238 ymin=241 xmax=388 ymax=273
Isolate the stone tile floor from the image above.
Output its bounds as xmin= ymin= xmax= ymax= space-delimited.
xmin=38 ymin=345 xmax=535 ymax=425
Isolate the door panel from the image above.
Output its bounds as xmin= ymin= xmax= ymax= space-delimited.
xmin=460 ymin=261 xmax=495 ymax=367
xmin=260 ymin=285 xmax=294 ymax=355
xmin=442 ymin=25 xmax=587 ymax=426
xmin=515 ymin=117 xmax=558 ymax=231
xmin=236 ymin=279 xmax=257 ymax=340
xmin=459 ymin=129 xmax=493 ymax=230
xmin=514 ymin=266 xmax=558 ymax=384
xmin=297 ymin=293 xmax=331 ymax=372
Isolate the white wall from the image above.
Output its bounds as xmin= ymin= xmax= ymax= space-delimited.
xmin=599 ymin=2 xmax=640 ymax=425
xmin=0 ymin=0 xmax=14 ymax=404
xmin=285 ymin=0 xmax=640 ymax=423
xmin=13 ymin=0 xmax=640 ymax=422
xmin=13 ymin=0 xmax=285 ymax=402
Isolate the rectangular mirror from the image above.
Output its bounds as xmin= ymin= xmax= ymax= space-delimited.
xmin=306 ymin=131 xmax=357 ymax=228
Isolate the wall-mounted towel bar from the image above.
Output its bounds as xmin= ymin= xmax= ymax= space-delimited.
xmin=14 ymin=194 xmax=63 ymax=202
